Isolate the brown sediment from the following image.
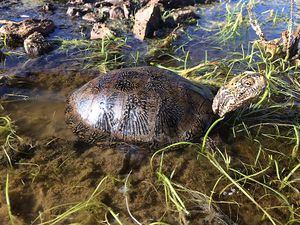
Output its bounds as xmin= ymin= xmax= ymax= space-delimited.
xmin=0 ymin=98 xmax=298 ymax=225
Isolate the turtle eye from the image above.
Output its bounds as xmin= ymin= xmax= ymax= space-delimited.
xmin=242 ymin=77 xmax=254 ymax=87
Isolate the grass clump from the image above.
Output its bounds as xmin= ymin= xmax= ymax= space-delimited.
xmin=216 ymin=0 xmax=246 ymax=43
xmin=57 ymin=36 xmax=127 ymax=73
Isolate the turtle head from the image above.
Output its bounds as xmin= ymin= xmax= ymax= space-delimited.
xmin=212 ymin=72 xmax=266 ymax=117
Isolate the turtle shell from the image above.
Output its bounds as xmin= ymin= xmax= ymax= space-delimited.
xmin=65 ymin=66 xmax=214 ymax=146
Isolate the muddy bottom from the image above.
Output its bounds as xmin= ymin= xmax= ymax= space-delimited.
xmin=3 ymin=98 xmax=73 ymax=139
xmin=0 ymin=102 xmax=221 ymax=225
xmin=0 ymin=98 xmax=295 ymax=225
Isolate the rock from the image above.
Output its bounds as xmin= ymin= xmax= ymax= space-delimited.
xmin=172 ymin=7 xmax=199 ymax=23
xmin=41 ymin=3 xmax=55 ymax=12
xmin=94 ymin=2 xmax=102 ymax=7
xmin=66 ymin=3 xmax=93 ymax=17
xmin=109 ymin=5 xmax=129 ymax=20
xmin=159 ymin=0 xmax=195 ymax=9
xmin=101 ymin=0 xmax=126 ymax=6
xmin=68 ymin=0 xmax=95 ymax=5
xmin=164 ymin=7 xmax=199 ymax=27
xmin=98 ymin=7 xmax=111 ymax=20
xmin=142 ymin=0 xmax=218 ymax=9
xmin=66 ymin=6 xmax=81 ymax=17
xmin=0 ymin=19 xmax=55 ymax=44
xmin=0 ymin=20 xmax=11 ymax=25
xmin=90 ymin=23 xmax=115 ymax=40
xmin=94 ymin=0 xmax=131 ymax=19
xmin=23 ymin=32 xmax=52 ymax=57
xmin=82 ymin=12 xmax=98 ymax=22
xmin=282 ymin=26 xmax=300 ymax=59
xmin=83 ymin=3 xmax=93 ymax=10
xmin=82 ymin=8 xmax=109 ymax=22
xmin=256 ymin=26 xmax=300 ymax=60
xmin=133 ymin=2 xmax=163 ymax=40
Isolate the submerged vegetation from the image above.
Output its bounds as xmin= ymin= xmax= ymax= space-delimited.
xmin=0 ymin=0 xmax=299 ymax=225
xmin=0 ymin=113 xmax=22 ymax=168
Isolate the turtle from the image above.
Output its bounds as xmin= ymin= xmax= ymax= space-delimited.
xmin=65 ymin=66 xmax=266 ymax=148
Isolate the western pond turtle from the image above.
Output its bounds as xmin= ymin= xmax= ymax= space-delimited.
xmin=65 ymin=66 xmax=266 ymax=147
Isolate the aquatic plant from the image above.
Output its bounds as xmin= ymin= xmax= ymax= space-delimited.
xmin=57 ymin=36 xmax=127 ymax=73
xmin=5 ymin=174 xmax=15 ymax=225
xmin=216 ymin=0 xmax=247 ymax=43
xmin=0 ymin=35 xmax=25 ymax=58
xmin=148 ymin=12 xmax=300 ymax=222
xmin=150 ymin=143 xmax=232 ymax=225
xmin=0 ymin=115 xmax=22 ymax=167
xmin=31 ymin=176 xmax=121 ymax=225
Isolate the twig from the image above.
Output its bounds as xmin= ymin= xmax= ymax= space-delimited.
xmin=285 ymin=0 xmax=294 ymax=60
xmin=247 ymin=4 xmax=267 ymax=42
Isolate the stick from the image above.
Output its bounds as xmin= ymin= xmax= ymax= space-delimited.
xmin=247 ymin=4 xmax=267 ymax=42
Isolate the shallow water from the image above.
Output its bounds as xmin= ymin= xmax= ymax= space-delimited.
xmin=0 ymin=0 xmax=299 ymax=225
xmin=3 ymin=97 xmax=74 ymax=140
